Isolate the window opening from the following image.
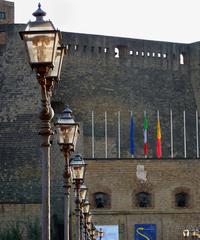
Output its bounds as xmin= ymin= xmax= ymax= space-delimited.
xmin=94 ymin=192 xmax=108 ymax=208
xmin=175 ymin=192 xmax=189 ymax=207
xmin=180 ymin=53 xmax=184 ymax=65
xmin=136 ymin=192 xmax=151 ymax=208
xmin=74 ymin=45 xmax=79 ymax=51
xmin=0 ymin=12 xmax=6 ymax=20
xmin=115 ymin=47 xmax=119 ymax=58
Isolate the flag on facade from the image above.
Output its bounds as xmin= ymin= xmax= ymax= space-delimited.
xmin=130 ymin=112 xmax=135 ymax=157
xmin=156 ymin=111 xmax=162 ymax=158
xmin=143 ymin=111 xmax=148 ymax=157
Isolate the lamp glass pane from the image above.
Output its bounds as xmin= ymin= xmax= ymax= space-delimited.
xmin=71 ymin=166 xmax=84 ymax=180
xmin=47 ymin=46 xmax=64 ymax=79
xmin=57 ymin=125 xmax=76 ymax=144
xmin=83 ymin=203 xmax=90 ymax=213
xmin=73 ymin=125 xmax=79 ymax=149
xmin=80 ymin=188 xmax=87 ymax=201
xmin=87 ymin=214 xmax=92 ymax=224
xmin=23 ymin=32 xmax=59 ymax=64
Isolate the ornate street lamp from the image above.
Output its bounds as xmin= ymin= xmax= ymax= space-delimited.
xmin=82 ymin=200 xmax=90 ymax=240
xmin=19 ymin=4 xmax=65 ymax=240
xmin=98 ymin=228 xmax=104 ymax=240
xmin=19 ymin=3 xmax=61 ymax=71
xmin=79 ymin=184 xmax=88 ymax=240
xmin=55 ymin=107 xmax=79 ymax=240
xmin=71 ymin=154 xmax=86 ymax=240
xmin=183 ymin=229 xmax=189 ymax=237
xmin=90 ymin=224 xmax=97 ymax=240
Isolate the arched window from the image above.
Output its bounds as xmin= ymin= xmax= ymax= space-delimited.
xmin=94 ymin=192 xmax=108 ymax=208
xmin=136 ymin=192 xmax=151 ymax=208
xmin=175 ymin=192 xmax=189 ymax=207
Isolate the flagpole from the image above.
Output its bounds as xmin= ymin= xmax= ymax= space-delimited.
xmin=131 ymin=111 xmax=134 ymax=158
xmin=118 ymin=111 xmax=121 ymax=158
xmin=105 ymin=111 xmax=108 ymax=158
xmin=183 ymin=110 xmax=187 ymax=158
xmin=170 ymin=109 xmax=174 ymax=158
xmin=196 ymin=110 xmax=199 ymax=158
xmin=91 ymin=110 xmax=95 ymax=158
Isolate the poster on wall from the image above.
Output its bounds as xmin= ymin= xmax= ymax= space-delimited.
xmin=134 ymin=224 xmax=156 ymax=240
xmin=95 ymin=225 xmax=119 ymax=240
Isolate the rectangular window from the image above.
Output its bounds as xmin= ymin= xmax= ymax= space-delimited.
xmin=0 ymin=11 xmax=6 ymax=20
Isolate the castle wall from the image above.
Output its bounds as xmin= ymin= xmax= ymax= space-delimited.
xmin=0 ymin=25 xmax=200 ymax=239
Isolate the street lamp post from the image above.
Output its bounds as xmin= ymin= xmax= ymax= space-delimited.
xmin=85 ymin=212 xmax=92 ymax=240
xmin=70 ymin=154 xmax=86 ymax=240
xmin=98 ymin=228 xmax=104 ymax=240
xmin=19 ymin=4 xmax=65 ymax=240
xmin=82 ymin=200 xmax=90 ymax=240
xmin=90 ymin=224 xmax=97 ymax=240
xmin=183 ymin=229 xmax=200 ymax=238
xmin=55 ymin=107 xmax=79 ymax=240
xmin=80 ymin=184 xmax=88 ymax=240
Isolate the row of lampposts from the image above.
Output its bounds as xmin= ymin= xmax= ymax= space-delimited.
xmin=19 ymin=4 xmax=103 ymax=240
xmin=183 ymin=229 xmax=200 ymax=238
xmin=55 ymin=108 xmax=104 ymax=240
xmin=20 ymin=4 xmax=65 ymax=240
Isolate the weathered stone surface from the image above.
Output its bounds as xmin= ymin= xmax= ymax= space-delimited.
xmin=1 ymin=23 xmax=200 ymax=239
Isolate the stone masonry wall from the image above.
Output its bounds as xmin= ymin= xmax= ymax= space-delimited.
xmin=83 ymin=159 xmax=200 ymax=240
xmin=0 ymin=24 xmax=200 ymax=231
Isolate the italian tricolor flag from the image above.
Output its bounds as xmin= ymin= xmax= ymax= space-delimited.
xmin=156 ymin=111 xmax=162 ymax=158
xmin=143 ymin=111 xmax=148 ymax=157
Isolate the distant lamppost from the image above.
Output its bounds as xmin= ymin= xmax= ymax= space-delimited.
xmin=19 ymin=4 xmax=65 ymax=240
xmin=70 ymin=154 xmax=86 ymax=240
xmin=90 ymin=224 xmax=97 ymax=240
xmin=98 ymin=228 xmax=104 ymax=240
xmin=82 ymin=200 xmax=90 ymax=240
xmin=86 ymin=212 xmax=92 ymax=240
xmin=183 ymin=229 xmax=190 ymax=238
xmin=80 ymin=184 xmax=88 ymax=239
xmin=55 ymin=107 xmax=79 ymax=240
xmin=183 ymin=229 xmax=200 ymax=238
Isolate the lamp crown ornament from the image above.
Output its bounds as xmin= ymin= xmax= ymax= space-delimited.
xmin=57 ymin=107 xmax=75 ymax=124
xmin=32 ymin=3 xmax=46 ymax=22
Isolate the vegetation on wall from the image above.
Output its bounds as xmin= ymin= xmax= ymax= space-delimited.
xmin=0 ymin=219 xmax=41 ymax=240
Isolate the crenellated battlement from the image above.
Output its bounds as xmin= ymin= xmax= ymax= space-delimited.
xmin=61 ymin=32 xmax=193 ymax=70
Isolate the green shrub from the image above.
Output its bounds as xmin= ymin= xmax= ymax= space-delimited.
xmin=26 ymin=219 xmax=41 ymax=240
xmin=0 ymin=223 xmax=23 ymax=240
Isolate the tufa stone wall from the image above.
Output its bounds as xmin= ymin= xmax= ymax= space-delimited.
xmin=83 ymin=159 xmax=200 ymax=240
xmin=0 ymin=25 xmax=200 ymax=238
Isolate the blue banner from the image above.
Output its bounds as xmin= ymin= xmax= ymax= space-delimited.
xmin=135 ymin=224 xmax=156 ymax=240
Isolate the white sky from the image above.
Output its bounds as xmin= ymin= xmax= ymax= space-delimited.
xmin=13 ymin=0 xmax=200 ymax=43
